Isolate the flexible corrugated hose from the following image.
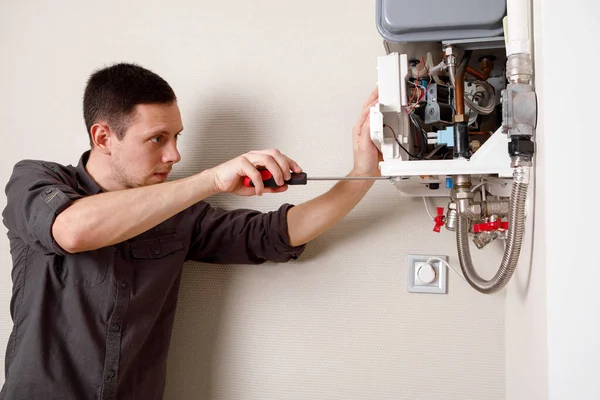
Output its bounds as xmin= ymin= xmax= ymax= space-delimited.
xmin=456 ymin=167 xmax=529 ymax=294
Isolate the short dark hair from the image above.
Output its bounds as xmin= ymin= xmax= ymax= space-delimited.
xmin=83 ymin=63 xmax=177 ymax=144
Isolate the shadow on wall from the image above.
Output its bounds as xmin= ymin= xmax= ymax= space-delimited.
xmin=301 ymin=192 xmax=408 ymax=260
xmin=162 ymin=92 xmax=264 ymax=400
xmin=163 ymin=262 xmax=234 ymax=400
xmin=171 ymin=89 xmax=282 ymax=177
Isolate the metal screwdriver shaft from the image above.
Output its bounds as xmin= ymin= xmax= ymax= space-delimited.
xmin=307 ymin=176 xmax=391 ymax=181
xmin=243 ymin=171 xmax=392 ymax=188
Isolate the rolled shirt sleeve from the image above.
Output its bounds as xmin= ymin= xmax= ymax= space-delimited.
xmin=2 ymin=160 xmax=83 ymax=255
xmin=186 ymin=202 xmax=306 ymax=264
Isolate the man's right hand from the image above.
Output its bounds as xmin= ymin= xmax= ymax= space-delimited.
xmin=208 ymin=148 xmax=303 ymax=196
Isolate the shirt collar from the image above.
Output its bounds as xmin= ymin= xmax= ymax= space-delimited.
xmin=76 ymin=150 xmax=104 ymax=195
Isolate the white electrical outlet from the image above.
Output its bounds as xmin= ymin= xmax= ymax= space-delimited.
xmin=407 ymin=254 xmax=448 ymax=294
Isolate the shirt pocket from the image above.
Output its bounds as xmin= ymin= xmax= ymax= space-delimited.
xmin=128 ymin=233 xmax=186 ymax=300
xmin=60 ymin=246 xmax=112 ymax=288
xmin=130 ymin=237 xmax=184 ymax=259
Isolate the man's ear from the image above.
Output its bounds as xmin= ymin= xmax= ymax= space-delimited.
xmin=90 ymin=123 xmax=113 ymax=154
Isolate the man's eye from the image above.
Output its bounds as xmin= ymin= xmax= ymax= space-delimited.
xmin=151 ymin=136 xmax=161 ymax=143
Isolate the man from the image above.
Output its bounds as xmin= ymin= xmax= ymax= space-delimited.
xmin=1 ymin=63 xmax=380 ymax=400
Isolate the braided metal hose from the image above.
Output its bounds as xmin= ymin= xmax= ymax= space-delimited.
xmin=456 ymin=167 xmax=529 ymax=294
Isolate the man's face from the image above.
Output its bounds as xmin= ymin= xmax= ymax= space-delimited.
xmin=110 ymin=102 xmax=183 ymax=188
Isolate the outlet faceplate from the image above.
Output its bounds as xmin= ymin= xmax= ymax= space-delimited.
xmin=407 ymin=254 xmax=448 ymax=294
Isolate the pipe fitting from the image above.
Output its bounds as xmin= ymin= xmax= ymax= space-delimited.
xmin=502 ymin=85 xmax=537 ymax=137
xmin=453 ymin=114 xmax=468 ymax=123
xmin=456 ymin=198 xmax=473 ymax=216
xmin=511 ymin=156 xmax=533 ymax=168
xmin=445 ymin=203 xmax=458 ymax=232
xmin=452 ymin=175 xmax=473 ymax=217
xmin=445 ymin=46 xmax=456 ymax=67
xmin=467 ymin=203 xmax=482 ymax=217
xmin=453 ymin=175 xmax=472 ymax=189
xmin=473 ymin=230 xmax=500 ymax=249
xmin=484 ymin=200 xmax=510 ymax=217
xmin=506 ymin=53 xmax=533 ymax=84
xmin=502 ymin=53 xmax=537 ymax=138
xmin=453 ymin=190 xmax=474 ymax=200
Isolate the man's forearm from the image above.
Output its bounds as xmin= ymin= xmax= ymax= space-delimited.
xmin=286 ymin=175 xmax=374 ymax=246
xmin=52 ymin=170 xmax=217 ymax=253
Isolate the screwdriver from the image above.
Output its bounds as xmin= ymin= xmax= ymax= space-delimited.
xmin=243 ymin=170 xmax=392 ymax=187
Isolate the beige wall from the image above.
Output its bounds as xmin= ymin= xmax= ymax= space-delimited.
xmin=0 ymin=1 xmax=506 ymax=399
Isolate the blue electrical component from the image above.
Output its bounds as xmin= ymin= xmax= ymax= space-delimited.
xmin=446 ymin=177 xmax=453 ymax=189
xmin=437 ymin=126 xmax=455 ymax=147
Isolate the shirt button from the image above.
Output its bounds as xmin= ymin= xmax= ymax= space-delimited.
xmin=153 ymin=248 xmax=161 ymax=255
xmin=120 ymin=281 xmax=128 ymax=289
xmin=106 ymin=369 xmax=115 ymax=380
xmin=111 ymin=324 xmax=121 ymax=332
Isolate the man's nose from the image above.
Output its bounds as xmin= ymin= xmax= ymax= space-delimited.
xmin=163 ymin=141 xmax=181 ymax=164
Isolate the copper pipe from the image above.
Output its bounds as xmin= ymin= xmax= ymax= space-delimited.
xmin=480 ymin=57 xmax=494 ymax=79
xmin=455 ymin=51 xmax=472 ymax=116
xmin=466 ymin=66 xmax=487 ymax=81
xmin=466 ymin=57 xmax=495 ymax=81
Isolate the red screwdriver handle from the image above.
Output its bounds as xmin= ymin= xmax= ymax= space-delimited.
xmin=243 ymin=169 xmax=273 ymax=187
xmin=243 ymin=170 xmax=308 ymax=187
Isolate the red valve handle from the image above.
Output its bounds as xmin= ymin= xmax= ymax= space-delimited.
xmin=473 ymin=219 xmax=509 ymax=232
xmin=433 ymin=207 xmax=445 ymax=233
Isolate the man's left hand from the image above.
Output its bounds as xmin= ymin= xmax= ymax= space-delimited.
xmin=351 ymin=88 xmax=382 ymax=176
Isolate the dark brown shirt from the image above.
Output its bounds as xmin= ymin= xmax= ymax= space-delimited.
xmin=1 ymin=151 xmax=305 ymax=400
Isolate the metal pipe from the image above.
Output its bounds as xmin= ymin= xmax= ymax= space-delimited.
xmin=506 ymin=0 xmax=531 ymax=56
xmin=484 ymin=200 xmax=510 ymax=217
xmin=445 ymin=46 xmax=457 ymax=87
xmin=466 ymin=66 xmax=487 ymax=81
xmin=448 ymin=67 xmax=457 ymax=87
xmin=455 ymin=50 xmax=472 ymax=116
xmin=467 ymin=57 xmax=495 ymax=81
xmin=480 ymin=57 xmax=494 ymax=79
